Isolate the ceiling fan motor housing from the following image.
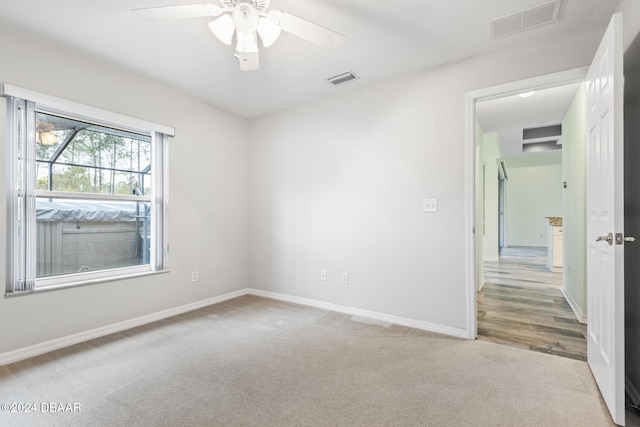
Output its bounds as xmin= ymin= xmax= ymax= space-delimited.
xmin=224 ymin=0 xmax=271 ymax=13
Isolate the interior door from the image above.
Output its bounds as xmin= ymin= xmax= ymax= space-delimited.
xmin=586 ymin=12 xmax=625 ymax=426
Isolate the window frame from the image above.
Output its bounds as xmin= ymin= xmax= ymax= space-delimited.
xmin=3 ymin=84 xmax=173 ymax=294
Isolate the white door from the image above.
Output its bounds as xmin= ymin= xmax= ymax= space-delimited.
xmin=586 ymin=12 xmax=625 ymax=426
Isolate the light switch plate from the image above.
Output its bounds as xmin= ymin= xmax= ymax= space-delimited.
xmin=423 ymin=198 xmax=438 ymax=213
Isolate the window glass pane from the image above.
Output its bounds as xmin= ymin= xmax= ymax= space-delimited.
xmin=35 ymin=112 xmax=152 ymax=195
xmin=36 ymin=198 xmax=151 ymax=278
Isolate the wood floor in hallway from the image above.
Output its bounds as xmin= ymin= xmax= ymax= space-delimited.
xmin=477 ymin=246 xmax=587 ymax=361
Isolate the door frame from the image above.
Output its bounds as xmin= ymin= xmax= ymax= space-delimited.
xmin=464 ymin=67 xmax=589 ymax=339
xmin=498 ymin=174 xmax=505 ymax=251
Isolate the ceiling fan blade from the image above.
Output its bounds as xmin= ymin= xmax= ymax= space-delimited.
xmin=132 ymin=3 xmax=224 ymax=22
xmin=273 ymin=11 xmax=344 ymax=49
xmin=237 ymin=52 xmax=260 ymax=71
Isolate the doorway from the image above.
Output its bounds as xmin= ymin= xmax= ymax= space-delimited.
xmin=464 ymin=67 xmax=588 ymax=341
xmin=474 ymin=80 xmax=587 ymax=360
xmin=467 ymin=15 xmax=628 ymax=424
xmin=476 ymin=83 xmax=587 ymax=360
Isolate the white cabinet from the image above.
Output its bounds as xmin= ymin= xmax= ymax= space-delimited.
xmin=546 ymin=217 xmax=563 ymax=272
xmin=552 ymin=227 xmax=563 ymax=268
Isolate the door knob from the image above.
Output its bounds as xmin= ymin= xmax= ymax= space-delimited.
xmin=615 ymin=233 xmax=636 ymax=245
xmin=596 ymin=233 xmax=613 ymax=245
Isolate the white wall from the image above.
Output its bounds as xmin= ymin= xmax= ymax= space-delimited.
xmin=482 ymin=133 xmax=501 ymax=261
xmin=249 ymin=27 xmax=605 ymax=332
xmin=561 ymin=84 xmax=587 ymax=322
xmin=0 ymin=24 xmax=250 ymax=354
xmin=504 ymin=154 xmax=563 ymax=247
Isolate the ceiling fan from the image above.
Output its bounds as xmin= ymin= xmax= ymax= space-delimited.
xmin=132 ymin=0 xmax=345 ymax=71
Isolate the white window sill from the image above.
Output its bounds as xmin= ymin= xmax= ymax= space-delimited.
xmin=5 ymin=269 xmax=170 ymax=298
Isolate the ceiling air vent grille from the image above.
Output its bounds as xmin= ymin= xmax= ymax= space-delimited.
xmin=523 ymin=124 xmax=562 ymax=140
xmin=491 ymin=0 xmax=561 ymax=38
xmin=522 ymin=140 xmax=561 ymax=153
xmin=328 ymin=71 xmax=359 ymax=86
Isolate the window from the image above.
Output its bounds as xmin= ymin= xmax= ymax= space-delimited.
xmin=4 ymin=84 xmax=173 ymax=293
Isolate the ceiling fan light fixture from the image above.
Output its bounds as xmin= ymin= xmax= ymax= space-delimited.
xmin=232 ymin=2 xmax=259 ymax=33
xmin=37 ymin=131 xmax=58 ymax=146
xmin=257 ymin=16 xmax=281 ymax=47
xmin=134 ymin=1 xmax=345 ymax=72
xmin=236 ymin=30 xmax=259 ymax=53
xmin=209 ymin=14 xmax=235 ymax=45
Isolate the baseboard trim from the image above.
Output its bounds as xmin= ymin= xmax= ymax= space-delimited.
xmin=247 ymin=289 xmax=469 ymax=339
xmin=0 ymin=289 xmax=247 ymax=366
xmin=627 ymin=376 xmax=640 ymax=406
xmin=561 ymin=287 xmax=586 ymax=324
xmin=1 ymin=288 xmax=469 ymax=366
xmin=504 ymin=245 xmax=547 ymax=249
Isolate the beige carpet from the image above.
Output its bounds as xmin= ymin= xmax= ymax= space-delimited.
xmin=0 ymin=295 xmax=624 ymax=426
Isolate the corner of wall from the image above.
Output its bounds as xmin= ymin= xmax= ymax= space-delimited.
xmin=561 ymin=83 xmax=587 ymax=319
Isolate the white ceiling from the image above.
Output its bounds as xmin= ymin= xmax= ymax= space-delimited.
xmin=476 ymin=83 xmax=581 ymax=159
xmin=0 ymin=0 xmax=620 ymax=118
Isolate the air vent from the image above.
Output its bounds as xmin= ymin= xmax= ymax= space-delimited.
xmin=524 ymin=2 xmax=559 ymax=27
xmin=327 ymin=71 xmax=359 ymax=86
xmin=491 ymin=0 xmax=561 ymax=38
xmin=523 ymin=124 xmax=562 ymax=140
xmin=522 ymin=140 xmax=561 ymax=153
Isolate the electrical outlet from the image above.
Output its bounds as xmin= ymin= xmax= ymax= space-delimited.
xmin=341 ymin=272 xmax=349 ymax=285
xmin=320 ymin=270 xmax=327 ymax=281
xmin=191 ymin=271 xmax=199 ymax=283
xmin=423 ymin=198 xmax=438 ymax=213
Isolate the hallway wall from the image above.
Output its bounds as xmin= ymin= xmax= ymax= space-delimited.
xmin=561 ymin=84 xmax=587 ymax=322
xmin=504 ymin=154 xmax=563 ymax=247
xmin=476 ymin=122 xmax=485 ymax=289
xmin=482 ymin=133 xmax=501 ymax=262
